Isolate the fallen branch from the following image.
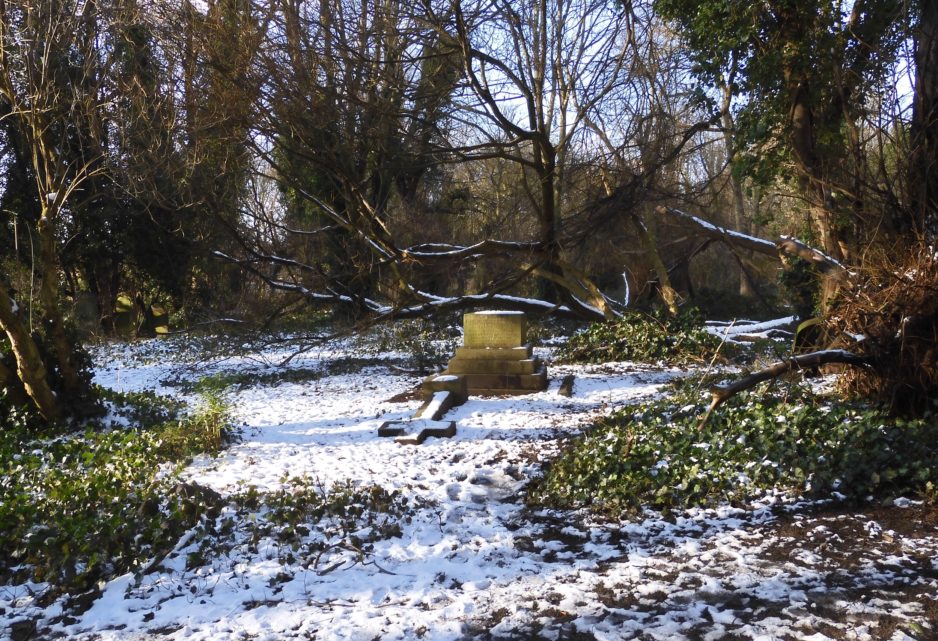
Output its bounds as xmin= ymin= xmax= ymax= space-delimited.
xmin=213 ymin=250 xmax=601 ymax=321
xmin=777 ymin=236 xmax=851 ymax=279
xmin=656 ymin=206 xmax=850 ymax=280
xmin=697 ymin=349 xmax=872 ymax=429
xmin=314 ymin=542 xmax=397 ymax=576
xmin=655 ymin=205 xmax=778 ymax=256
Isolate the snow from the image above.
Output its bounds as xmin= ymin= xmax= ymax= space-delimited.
xmin=706 ymin=316 xmax=797 ymax=336
xmin=2 ymin=332 xmax=937 ymax=641
xmin=670 ymin=207 xmax=778 ymax=253
xmin=419 ymin=390 xmax=451 ymax=418
xmin=474 ymin=310 xmax=525 ymax=315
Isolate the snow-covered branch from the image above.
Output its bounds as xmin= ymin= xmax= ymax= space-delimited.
xmin=657 ymin=206 xmax=851 ymax=280
xmin=213 ymin=251 xmax=599 ymax=322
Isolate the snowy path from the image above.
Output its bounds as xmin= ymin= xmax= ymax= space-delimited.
xmin=3 ymin=338 xmax=937 ymax=641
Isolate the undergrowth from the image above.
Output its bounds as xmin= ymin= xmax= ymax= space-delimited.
xmin=182 ymin=477 xmax=413 ymax=573
xmin=556 ymin=308 xmax=729 ymax=366
xmin=357 ymin=318 xmax=459 ymax=373
xmin=530 ymin=380 xmax=938 ymax=515
xmin=0 ymin=383 xmax=232 ymax=595
xmin=163 ymin=358 xmax=393 ymax=394
xmin=829 ymin=245 xmax=938 ymax=415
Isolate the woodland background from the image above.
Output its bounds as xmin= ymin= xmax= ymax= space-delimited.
xmin=1 ymin=0 xmax=937 ymax=422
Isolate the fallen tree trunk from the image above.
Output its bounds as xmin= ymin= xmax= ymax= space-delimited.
xmin=697 ymin=349 xmax=872 ymax=429
xmin=656 ymin=206 xmax=851 ymax=281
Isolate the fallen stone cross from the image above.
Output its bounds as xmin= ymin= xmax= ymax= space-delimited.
xmin=379 ymin=311 xmax=548 ymax=444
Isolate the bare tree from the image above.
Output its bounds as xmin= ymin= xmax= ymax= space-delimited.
xmin=199 ymin=0 xmax=721 ymax=328
xmin=0 ymin=0 xmax=112 ymax=419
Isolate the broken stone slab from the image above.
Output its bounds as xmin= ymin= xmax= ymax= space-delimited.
xmin=422 ymin=373 xmax=468 ymax=404
xmin=462 ymin=311 xmax=526 ymax=348
xmin=377 ymin=418 xmax=457 ymax=445
xmin=415 ymin=389 xmax=462 ymax=420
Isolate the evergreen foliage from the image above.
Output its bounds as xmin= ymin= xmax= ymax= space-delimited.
xmin=0 ymin=387 xmax=232 ymax=591
xmin=556 ymin=308 xmax=726 ymax=366
xmin=532 ymin=382 xmax=938 ymax=515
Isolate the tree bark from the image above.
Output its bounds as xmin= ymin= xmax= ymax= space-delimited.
xmin=36 ymin=212 xmax=83 ymax=398
xmin=720 ymin=77 xmax=755 ymax=296
xmin=0 ymin=289 xmax=61 ymax=421
xmin=911 ymin=0 xmax=938 ymax=236
xmin=633 ymin=213 xmax=679 ymax=314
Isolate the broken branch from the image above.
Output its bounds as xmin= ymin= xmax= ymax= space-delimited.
xmin=697 ymin=349 xmax=872 ymax=429
xmin=656 ymin=206 xmax=850 ymax=280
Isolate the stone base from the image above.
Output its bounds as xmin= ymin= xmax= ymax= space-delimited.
xmin=422 ymin=374 xmax=468 ymax=403
xmin=447 ymin=358 xmax=539 ymax=375
xmin=454 ymin=346 xmax=533 ymax=360
xmin=461 ymin=366 xmax=548 ymax=395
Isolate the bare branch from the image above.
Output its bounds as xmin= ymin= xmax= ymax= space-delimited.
xmin=657 ymin=206 xmax=851 ymax=280
xmin=698 ymin=350 xmax=872 ymax=429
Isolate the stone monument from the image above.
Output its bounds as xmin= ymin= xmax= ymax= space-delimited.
xmin=429 ymin=311 xmax=547 ymax=395
xmin=379 ymin=311 xmax=548 ymax=445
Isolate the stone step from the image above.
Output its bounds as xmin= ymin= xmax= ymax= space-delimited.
xmin=461 ymin=368 xmax=548 ymax=394
xmin=466 ymin=387 xmax=549 ymax=396
xmin=447 ymin=357 xmax=539 ymax=375
xmin=453 ymin=346 xmax=533 ymax=361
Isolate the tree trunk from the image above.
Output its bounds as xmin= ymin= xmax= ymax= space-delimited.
xmin=911 ymin=0 xmax=938 ymax=236
xmin=0 ymin=355 xmax=31 ymax=408
xmin=0 ymin=288 xmax=62 ymax=421
xmin=36 ymin=213 xmax=83 ymax=398
xmin=720 ymin=80 xmax=755 ymax=297
xmin=632 ymin=212 xmax=679 ymax=315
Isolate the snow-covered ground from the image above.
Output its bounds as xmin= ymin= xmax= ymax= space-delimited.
xmin=3 ymin=334 xmax=937 ymax=641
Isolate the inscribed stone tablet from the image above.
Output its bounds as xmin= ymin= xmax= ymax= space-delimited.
xmin=463 ymin=311 xmax=526 ymax=348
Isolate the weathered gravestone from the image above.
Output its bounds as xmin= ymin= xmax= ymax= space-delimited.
xmin=440 ymin=311 xmax=547 ymax=395
xmin=113 ymin=294 xmax=136 ymax=337
xmin=379 ymin=311 xmax=548 ymax=445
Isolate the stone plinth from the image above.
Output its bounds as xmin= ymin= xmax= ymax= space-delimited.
xmin=454 ymin=346 xmax=533 ymax=360
xmin=422 ymin=374 xmax=467 ymax=403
